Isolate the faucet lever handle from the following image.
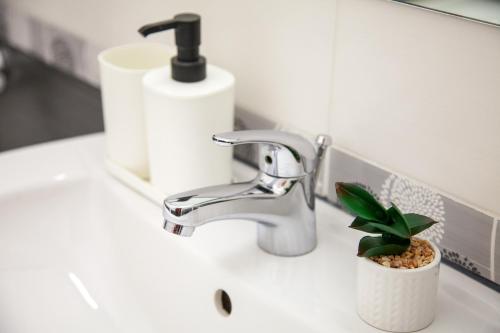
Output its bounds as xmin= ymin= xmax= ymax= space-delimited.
xmin=213 ymin=130 xmax=331 ymax=178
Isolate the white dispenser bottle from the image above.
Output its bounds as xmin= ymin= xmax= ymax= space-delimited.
xmin=139 ymin=14 xmax=235 ymax=195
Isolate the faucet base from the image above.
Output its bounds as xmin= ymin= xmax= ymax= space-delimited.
xmin=257 ymin=217 xmax=317 ymax=257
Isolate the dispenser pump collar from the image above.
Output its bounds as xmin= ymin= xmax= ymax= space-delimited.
xmin=139 ymin=13 xmax=206 ymax=82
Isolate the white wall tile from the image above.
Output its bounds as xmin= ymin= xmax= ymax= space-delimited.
xmin=330 ymin=0 xmax=500 ymax=216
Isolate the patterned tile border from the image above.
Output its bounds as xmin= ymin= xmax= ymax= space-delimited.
xmin=3 ymin=3 xmax=499 ymax=290
xmin=326 ymin=147 xmax=499 ymax=289
xmin=1 ymin=5 xmax=100 ymax=85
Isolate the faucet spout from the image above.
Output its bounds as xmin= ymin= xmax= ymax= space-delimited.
xmin=163 ymin=172 xmax=316 ymax=256
xmin=163 ymin=221 xmax=196 ymax=236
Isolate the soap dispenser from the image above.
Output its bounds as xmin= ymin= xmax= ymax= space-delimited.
xmin=139 ymin=13 xmax=235 ymax=195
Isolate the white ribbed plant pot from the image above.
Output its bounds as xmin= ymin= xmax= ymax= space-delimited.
xmin=357 ymin=241 xmax=441 ymax=332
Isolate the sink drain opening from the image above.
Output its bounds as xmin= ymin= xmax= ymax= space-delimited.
xmin=214 ymin=289 xmax=232 ymax=316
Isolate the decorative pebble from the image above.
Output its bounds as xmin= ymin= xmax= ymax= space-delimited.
xmin=370 ymin=238 xmax=435 ymax=269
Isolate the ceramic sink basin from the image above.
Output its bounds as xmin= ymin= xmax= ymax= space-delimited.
xmin=0 ymin=134 xmax=498 ymax=332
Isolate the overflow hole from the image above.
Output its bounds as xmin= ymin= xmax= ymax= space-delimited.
xmin=214 ymin=289 xmax=232 ymax=316
xmin=265 ymin=155 xmax=273 ymax=164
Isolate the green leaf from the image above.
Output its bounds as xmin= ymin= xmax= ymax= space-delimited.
xmin=357 ymin=235 xmax=410 ymax=257
xmin=350 ymin=216 xmax=411 ymax=238
xmin=369 ymin=222 xmax=411 ymax=239
xmin=404 ymin=213 xmax=438 ymax=236
xmin=386 ymin=203 xmax=410 ymax=238
xmin=335 ymin=182 xmax=388 ymax=223
xmin=349 ymin=217 xmax=382 ymax=233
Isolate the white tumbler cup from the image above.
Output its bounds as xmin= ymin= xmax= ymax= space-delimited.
xmin=98 ymin=43 xmax=171 ymax=179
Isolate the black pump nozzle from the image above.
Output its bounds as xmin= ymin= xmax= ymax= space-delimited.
xmin=139 ymin=13 xmax=206 ymax=82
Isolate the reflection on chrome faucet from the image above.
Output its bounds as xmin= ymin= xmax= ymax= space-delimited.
xmin=162 ymin=130 xmax=331 ymax=257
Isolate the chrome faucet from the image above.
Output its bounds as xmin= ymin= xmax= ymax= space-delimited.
xmin=162 ymin=130 xmax=331 ymax=256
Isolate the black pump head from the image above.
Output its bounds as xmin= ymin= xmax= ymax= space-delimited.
xmin=139 ymin=13 xmax=206 ymax=82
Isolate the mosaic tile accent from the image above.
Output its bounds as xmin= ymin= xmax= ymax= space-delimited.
xmin=327 ymin=147 xmax=498 ymax=286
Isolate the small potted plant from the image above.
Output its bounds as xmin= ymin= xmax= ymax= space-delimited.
xmin=335 ymin=182 xmax=441 ymax=332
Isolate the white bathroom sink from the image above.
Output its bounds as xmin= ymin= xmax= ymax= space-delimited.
xmin=0 ymin=134 xmax=498 ymax=332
